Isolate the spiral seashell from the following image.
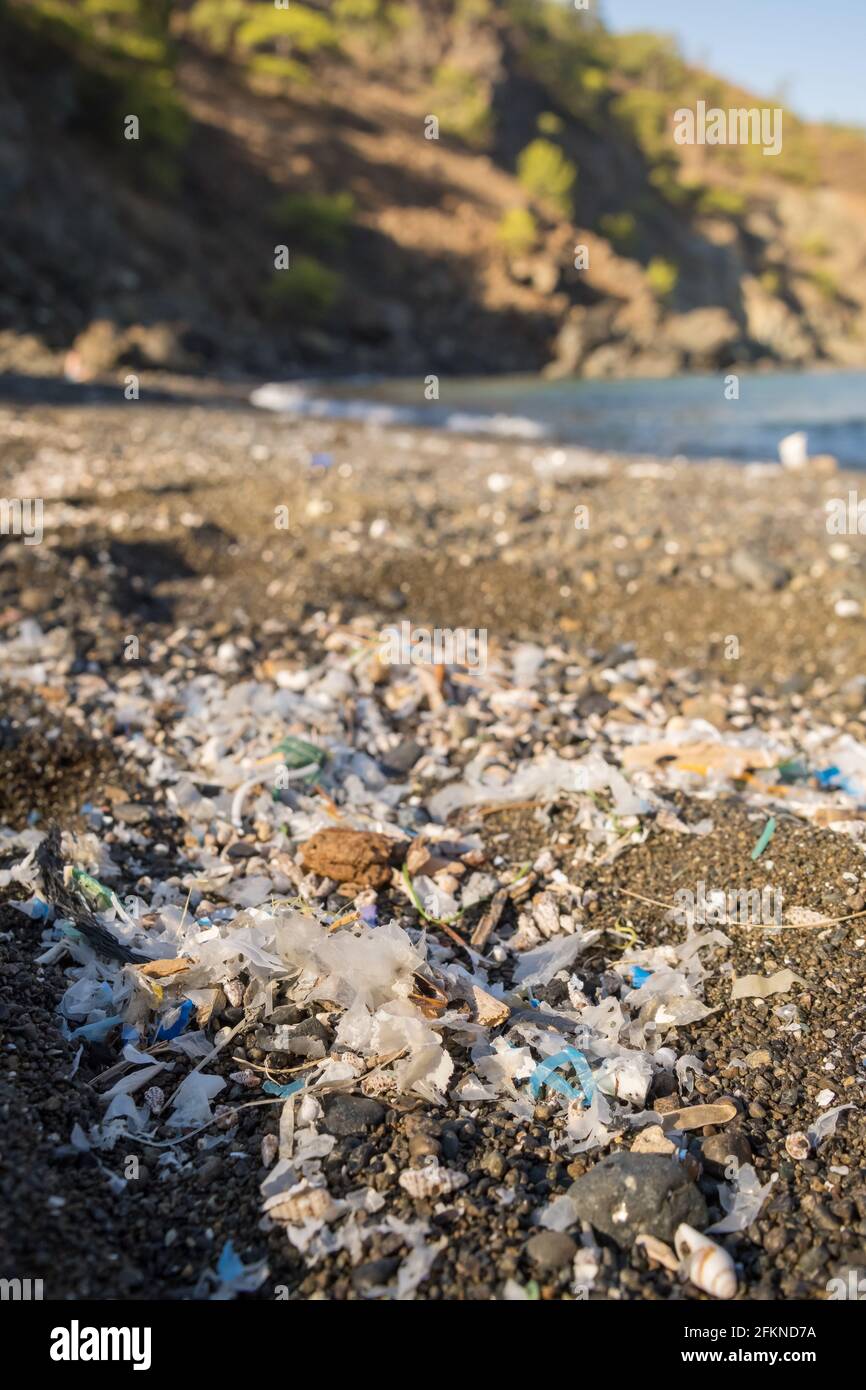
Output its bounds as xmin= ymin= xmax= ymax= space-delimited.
xmin=264 ymin=1182 xmax=338 ymax=1226
xmin=398 ymin=1163 xmax=468 ymax=1200
xmin=261 ymin=1133 xmax=278 ymax=1167
xmin=674 ymin=1223 xmax=737 ymax=1299
xmin=785 ymin=1131 xmax=811 ymax=1160
xmin=144 ymin=1086 xmax=164 ymax=1114
xmin=229 ymin=1069 xmax=261 ymax=1088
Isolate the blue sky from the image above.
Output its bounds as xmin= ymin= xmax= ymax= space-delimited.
xmin=601 ymin=0 xmax=866 ymax=126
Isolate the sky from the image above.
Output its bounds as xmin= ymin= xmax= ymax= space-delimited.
xmin=601 ymin=0 xmax=866 ymax=127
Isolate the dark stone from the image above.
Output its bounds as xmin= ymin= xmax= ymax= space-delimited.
xmin=700 ymin=1130 xmax=752 ymax=1178
xmin=567 ymin=1152 xmax=707 ymax=1248
xmin=352 ymin=1257 xmax=400 ymax=1292
xmin=382 ymin=739 xmax=423 ymax=776
xmin=321 ymin=1094 xmax=385 ymax=1137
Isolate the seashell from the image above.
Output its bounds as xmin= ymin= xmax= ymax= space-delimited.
xmin=674 ymin=1223 xmax=737 ymax=1299
xmin=785 ymin=1130 xmax=811 ymax=1160
xmin=224 ymin=978 xmax=244 ymax=1008
xmin=332 ymin=1050 xmax=365 ymax=1071
xmin=635 ymin=1233 xmax=679 ymax=1273
xmin=261 ymin=1133 xmax=278 ymax=1168
xmin=398 ymin=1163 xmax=468 ymax=1200
xmin=144 ymin=1086 xmax=165 ymax=1114
xmin=264 ymin=1183 xmax=338 ymax=1226
xmin=361 ymin=1070 xmax=399 ymax=1098
xmin=214 ymin=1105 xmax=238 ymax=1131
xmin=229 ymin=1069 xmax=261 ymax=1088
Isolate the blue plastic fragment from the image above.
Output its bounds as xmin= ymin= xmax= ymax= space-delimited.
xmin=311 ymin=452 xmax=334 ymax=469
xmin=71 ymin=1014 xmax=123 ymax=1042
xmin=153 ymin=998 xmax=194 ymax=1042
xmin=628 ymin=965 xmax=652 ymax=988
xmin=262 ymin=1078 xmax=306 ymax=1099
xmin=816 ymin=766 xmax=841 ymax=787
xmin=216 ymin=1239 xmax=245 ymax=1283
xmin=359 ymin=904 xmax=378 ymax=927
xmin=529 ymin=1046 xmax=594 ymax=1107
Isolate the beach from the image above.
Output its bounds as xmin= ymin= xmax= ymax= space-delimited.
xmin=2 ymin=389 xmax=866 ymax=1300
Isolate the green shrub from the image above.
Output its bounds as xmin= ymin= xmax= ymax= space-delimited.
xmin=810 ymin=268 xmax=840 ymax=301
xmin=537 ymin=111 xmax=564 ymax=136
xmin=599 ymin=211 xmax=637 ymax=252
xmin=431 ymin=64 xmax=492 ymax=148
xmin=517 ymin=138 xmax=576 ymax=216
xmin=801 ymin=232 xmax=831 ymax=258
xmin=696 ymin=184 xmax=747 ymax=217
xmin=265 ymin=257 xmax=341 ymax=321
xmin=646 ymin=256 xmax=678 ymax=299
xmin=271 ymin=191 xmax=355 ymax=252
xmin=496 ymin=207 xmax=538 ymax=256
xmin=760 ymin=269 xmax=782 ymax=296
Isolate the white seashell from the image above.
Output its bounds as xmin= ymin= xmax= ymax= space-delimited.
xmin=229 ymin=1069 xmax=261 ymax=1088
xmin=674 ymin=1223 xmax=737 ymax=1299
xmin=398 ymin=1163 xmax=468 ymax=1200
xmin=144 ymin=1086 xmax=165 ymax=1114
xmin=361 ymin=1071 xmax=398 ymax=1098
xmin=261 ymin=1133 xmax=278 ymax=1167
xmin=264 ymin=1182 xmax=338 ymax=1226
xmin=785 ymin=1131 xmax=811 ymax=1160
xmin=224 ymin=978 xmax=244 ymax=1007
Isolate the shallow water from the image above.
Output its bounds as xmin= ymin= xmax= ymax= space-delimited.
xmin=254 ymin=369 xmax=866 ymax=467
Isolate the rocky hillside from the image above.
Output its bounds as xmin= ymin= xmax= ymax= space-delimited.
xmin=2 ymin=0 xmax=866 ymax=380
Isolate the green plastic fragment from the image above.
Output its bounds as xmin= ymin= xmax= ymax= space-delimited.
xmin=750 ymin=816 xmax=777 ymax=861
xmin=70 ymin=868 xmax=114 ymax=910
xmin=274 ymin=735 xmax=325 ymax=769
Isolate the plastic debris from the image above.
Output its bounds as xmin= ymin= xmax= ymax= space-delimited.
xmin=529 ymin=1047 xmax=594 ymax=1107
xmin=807 ymin=1104 xmax=854 ymax=1149
xmin=731 ymin=969 xmax=805 ymax=1000
xmin=750 ymin=815 xmax=776 ymax=860
xmin=707 ymin=1163 xmax=776 ymax=1234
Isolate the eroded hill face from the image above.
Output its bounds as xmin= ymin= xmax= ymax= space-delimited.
xmin=2 ymin=0 xmax=866 ymax=381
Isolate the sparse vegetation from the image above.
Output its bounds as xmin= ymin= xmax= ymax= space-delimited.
xmin=265 ymin=256 xmax=342 ymax=321
xmin=270 ymin=192 xmax=355 ymax=252
xmin=431 ymin=63 xmax=493 ymax=147
xmin=517 ymin=138 xmax=576 ymax=217
xmin=496 ymin=207 xmax=538 ymax=256
xmin=599 ymin=211 xmax=637 ymax=253
xmin=646 ymin=256 xmax=679 ymax=300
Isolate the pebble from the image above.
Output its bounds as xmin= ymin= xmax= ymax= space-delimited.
xmin=567 ymin=1153 xmax=707 ymax=1249
xmin=525 ymin=1231 xmax=577 ymax=1272
xmin=700 ymin=1131 xmax=752 ymax=1178
xmin=320 ymin=1095 xmax=385 ymax=1137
